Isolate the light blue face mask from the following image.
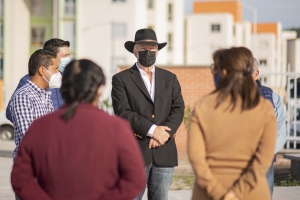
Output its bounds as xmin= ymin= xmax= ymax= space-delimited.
xmin=59 ymin=57 xmax=71 ymax=73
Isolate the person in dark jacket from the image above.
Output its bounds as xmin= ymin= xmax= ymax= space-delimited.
xmin=11 ymin=59 xmax=146 ymax=200
xmin=6 ymin=38 xmax=71 ymax=122
xmin=112 ymin=28 xmax=184 ymax=200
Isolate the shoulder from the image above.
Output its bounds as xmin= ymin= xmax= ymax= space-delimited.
xmin=257 ymin=97 xmax=276 ymax=116
xmin=261 ymin=85 xmax=273 ymax=93
xmin=13 ymin=85 xmax=31 ymax=100
xmin=113 ymin=65 xmax=135 ymax=78
xmin=156 ymin=67 xmax=176 ymax=77
xmin=193 ymin=93 xmax=217 ymax=113
xmin=20 ymin=74 xmax=30 ymax=82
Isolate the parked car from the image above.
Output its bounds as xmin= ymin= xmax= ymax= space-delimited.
xmin=0 ymin=111 xmax=14 ymax=140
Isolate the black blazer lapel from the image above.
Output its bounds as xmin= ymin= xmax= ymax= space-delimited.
xmin=154 ymin=67 xmax=163 ymax=103
xmin=130 ymin=65 xmax=152 ymax=101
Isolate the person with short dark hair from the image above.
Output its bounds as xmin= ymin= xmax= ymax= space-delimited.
xmin=252 ymin=57 xmax=286 ymax=196
xmin=6 ymin=38 xmax=71 ymax=122
xmin=9 ymin=49 xmax=60 ymax=161
xmin=11 ymin=59 xmax=146 ymax=200
xmin=188 ymin=47 xmax=277 ymax=200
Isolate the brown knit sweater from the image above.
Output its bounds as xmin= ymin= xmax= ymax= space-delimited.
xmin=188 ymin=93 xmax=277 ymax=200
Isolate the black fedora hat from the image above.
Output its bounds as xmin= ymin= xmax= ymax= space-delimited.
xmin=124 ymin=28 xmax=167 ymax=53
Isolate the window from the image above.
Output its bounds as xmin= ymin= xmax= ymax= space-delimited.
xmin=112 ymin=23 xmax=126 ymax=38
xmin=168 ymin=3 xmax=173 ymax=21
xmin=263 ymin=77 xmax=267 ymax=82
xmin=0 ymin=0 xmax=4 ymax=17
xmin=211 ymin=24 xmax=221 ymax=32
xmin=64 ymin=22 xmax=76 ymax=50
xmin=259 ymin=59 xmax=267 ymax=66
xmin=65 ymin=0 xmax=76 ymax=16
xmin=31 ymin=0 xmax=46 ymax=16
xmin=31 ymin=27 xmax=45 ymax=47
xmin=148 ymin=0 xmax=154 ymax=9
xmin=168 ymin=33 xmax=173 ymax=51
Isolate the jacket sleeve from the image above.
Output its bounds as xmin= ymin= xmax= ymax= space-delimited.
xmin=230 ymin=105 xmax=277 ymax=199
xmin=188 ymin=102 xmax=227 ymax=200
xmin=111 ymin=74 xmax=153 ymax=138
xmin=162 ymin=74 xmax=185 ymax=136
xmin=273 ymin=92 xmax=287 ymax=153
xmin=11 ymin=126 xmax=52 ymax=200
xmin=101 ymin=120 xmax=146 ymax=200
xmin=6 ymin=74 xmax=30 ymax=122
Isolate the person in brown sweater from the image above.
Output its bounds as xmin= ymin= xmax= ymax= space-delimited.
xmin=188 ymin=47 xmax=277 ymax=200
xmin=11 ymin=59 xmax=146 ymax=200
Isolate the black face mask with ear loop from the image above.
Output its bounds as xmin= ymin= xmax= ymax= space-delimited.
xmin=138 ymin=50 xmax=156 ymax=67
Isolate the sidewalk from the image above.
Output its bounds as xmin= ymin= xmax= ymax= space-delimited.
xmin=1 ymin=141 xmax=300 ymax=200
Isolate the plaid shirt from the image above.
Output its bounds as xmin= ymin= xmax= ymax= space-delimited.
xmin=9 ymin=80 xmax=54 ymax=160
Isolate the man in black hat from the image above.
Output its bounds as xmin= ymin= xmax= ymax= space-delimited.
xmin=111 ymin=28 xmax=185 ymax=200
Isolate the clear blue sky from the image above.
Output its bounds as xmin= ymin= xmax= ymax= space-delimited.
xmin=185 ymin=0 xmax=300 ymax=29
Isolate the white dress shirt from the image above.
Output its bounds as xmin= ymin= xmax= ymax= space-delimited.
xmin=136 ymin=63 xmax=156 ymax=137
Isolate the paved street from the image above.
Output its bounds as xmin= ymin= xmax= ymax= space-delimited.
xmin=1 ymin=141 xmax=300 ymax=200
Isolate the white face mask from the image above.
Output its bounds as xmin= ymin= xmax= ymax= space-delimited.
xmin=43 ymin=68 xmax=62 ymax=88
xmin=59 ymin=57 xmax=71 ymax=73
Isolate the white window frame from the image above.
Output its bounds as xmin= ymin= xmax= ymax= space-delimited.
xmin=64 ymin=21 xmax=76 ymax=50
xmin=31 ymin=27 xmax=45 ymax=47
xmin=65 ymin=0 xmax=76 ymax=17
xmin=31 ymin=0 xmax=46 ymax=16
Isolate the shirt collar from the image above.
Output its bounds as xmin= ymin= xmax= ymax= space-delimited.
xmin=27 ymin=79 xmax=48 ymax=95
xmin=136 ymin=62 xmax=155 ymax=75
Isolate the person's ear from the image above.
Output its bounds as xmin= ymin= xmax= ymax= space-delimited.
xmin=37 ymin=66 xmax=45 ymax=76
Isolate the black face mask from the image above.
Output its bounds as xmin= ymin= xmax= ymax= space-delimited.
xmin=138 ymin=50 xmax=156 ymax=67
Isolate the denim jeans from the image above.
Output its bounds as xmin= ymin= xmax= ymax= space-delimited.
xmin=15 ymin=195 xmax=20 ymax=200
xmin=266 ymin=163 xmax=274 ymax=196
xmin=135 ymin=162 xmax=174 ymax=200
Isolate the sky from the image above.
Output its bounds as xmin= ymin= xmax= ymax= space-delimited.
xmin=185 ymin=0 xmax=300 ymax=29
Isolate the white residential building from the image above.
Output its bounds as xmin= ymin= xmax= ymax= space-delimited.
xmin=2 ymin=0 xmax=185 ymax=102
xmin=77 ymin=0 xmax=185 ymax=98
xmin=185 ymin=13 xmax=234 ymax=65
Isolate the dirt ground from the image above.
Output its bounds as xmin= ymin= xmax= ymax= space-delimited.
xmin=170 ymin=164 xmax=298 ymax=190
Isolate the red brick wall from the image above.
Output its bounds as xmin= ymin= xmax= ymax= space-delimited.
xmin=163 ymin=67 xmax=215 ymax=159
xmin=120 ymin=66 xmax=215 ymax=159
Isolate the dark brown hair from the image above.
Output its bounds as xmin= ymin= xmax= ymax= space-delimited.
xmin=212 ymin=47 xmax=260 ymax=110
xmin=28 ymin=49 xmax=56 ymax=76
xmin=43 ymin=38 xmax=70 ymax=56
xmin=60 ymin=59 xmax=106 ymax=120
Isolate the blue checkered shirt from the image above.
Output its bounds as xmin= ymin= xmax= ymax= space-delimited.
xmin=9 ymin=80 xmax=54 ymax=160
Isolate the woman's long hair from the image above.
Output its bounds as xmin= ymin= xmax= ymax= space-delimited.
xmin=60 ymin=59 xmax=106 ymax=120
xmin=212 ymin=47 xmax=260 ymax=111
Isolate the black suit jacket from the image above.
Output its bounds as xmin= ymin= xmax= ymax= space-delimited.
xmin=111 ymin=64 xmax=185 ymax=166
